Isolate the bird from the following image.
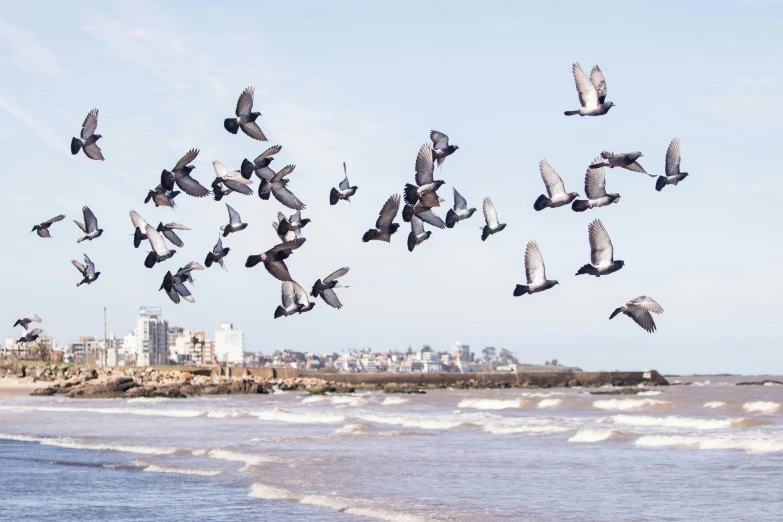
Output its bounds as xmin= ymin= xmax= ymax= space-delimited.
xmin=272 ymin=218 xmax=297 ymax=243
xmin=210 ymin=160 xmax=254 ymax=201
xmin=513 ymin=241 xmax=559 ymax=296
xmin=430 ymin=130 xmax=459 ymax=167
xmin=224 ymin=86 xmax=267 ymax=141
xmin=13 ymin=314 xmax=41 ymax=329
xmin=156 ymin=222 xmax=191 ymax=248
xmin=610 ymin=296 xmax=664 ymax=333
xmin=445 ymin=188 xmax=476 ymax=228
xmin=220 ymin=204 xmax=248 ymax=237
xmin=575 ymin=219 xmax=625 ymax=277
xmin=402 ymin=203 xmax=446 ymax=229
xmin=145 ymin=185 xmax=180 ymax=208
xmin=571 ymin=157 xmax=621 ymax=212
xmin=311 ymin=267 xmax=350 ymax=310
xmin=257 ymin=164 xmax=306 ymax=210
xmin=656 ymin=138 xmax=689 ymax=191
xmin=407 ymin=215 xmax=432 ymax=252
xmin=274 ymin=282 xmax=303 ymax=318
xmin=292 ymin=282 xmax=316 ymax=313
xmin=173 ymin=262 xmax=205 ymax=284
xmin=129 ymin=210 xmax=150 ymax=248
xmin=481 ymin=198 xmax=506 ymax=241
xmin=17 ymin=328 xmax=43 ymax=345
xmin=70 ymin=109 xmax=104 ymax=160
xmin=161 ymin=149 xmax=211 ymax=198
xmin=72 ymin=254 xmax=100 ymax=286
xmin=404 ymin=144 xmax=445 ymax=207
xmin=330 ymin=162 xmax=358 ymax=205
xmin=245 ymin=238 xmax=306 ymax=281
xmin=205 ymin=237 xmax=230 ymax=270
xmin=241 ymin=145 xmax=281 ymax=179
xmin=74 ymin=206 xmax=103 ymax=243
xmin=276 ymin=210 xmax=311 ymax=238
xmin=362 ymin=194 xmax=401 ymax=243
xmin=160 ymin=270 xmax=195 ymax=304
xmin=564 ymin=64 xmax=615 ymax=117
xmin=31 ymin=215 xmax=65 ymax=238
xmin=533 ymin=160 xmax=579 ymax=210
xmin=143 ymin=225 xmax=176 ymax=269
xmin=590 ymin=151 xmax=651 ymax=176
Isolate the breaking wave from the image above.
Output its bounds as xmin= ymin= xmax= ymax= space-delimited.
xmin=253 ymin=407 xmax=348 ymax=424
xmin=0 ymin=405 xmax=204 ymax=418
xmin=637 ymin=390 xmax=662 ymax=396
xmin=592 ymin=399 xmax=673 ymax=411
xmin=536 ymin=398 xmax=563 ymax=409
xmin=381 ymin=397 xmax=409 ymax=406
xmin=742 ymin=401 xmax=781 ymax=415
xmin=482 ymin=424 xmax=573 ymax=435
xmin=634 ymin=435 xmax=783 ymax=454
xmin=608 ymin=414 xmax=761 ymax=430
xmin=704 ymin=401 xmax=728 ymax=409
xmin=194 ymin=448 xmax=285 ymax=470
xmin=457 ymin=398 xmax=533 ymax=410
xmin=133 ymin=460 xmax=222 ymax=476
xmin=0 ymin=433 xmax=182 ymax=455
xmin=568 ymin=429 xmax=630 ymax=443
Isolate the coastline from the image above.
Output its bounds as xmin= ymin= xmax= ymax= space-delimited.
xmin=0 ymin=377 xmax=48 ymax=398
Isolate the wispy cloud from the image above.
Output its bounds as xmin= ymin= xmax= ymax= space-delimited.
xmin=0 ymin=17 xmax=66 ymax=81
xmin=0 ymin=90 xmax=67 ymax=157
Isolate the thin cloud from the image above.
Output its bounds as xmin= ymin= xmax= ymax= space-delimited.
xmin=0 ymin=90 xmax=67 ymax=157
xmin=0 ymin=17 xmax=66 ymax=81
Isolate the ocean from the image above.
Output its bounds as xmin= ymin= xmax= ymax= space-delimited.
xmin=1 ymin=375 xmax=781 ymax=521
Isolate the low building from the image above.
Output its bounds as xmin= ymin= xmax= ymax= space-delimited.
xmin=214 ymin=323 xmax=244 ymax=364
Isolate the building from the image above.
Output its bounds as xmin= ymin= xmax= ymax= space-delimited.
xmin=419 ymin=346 xmax=443 ymax=373
xmin=171 ymin=330 xmax=207 ymax=365
xmin=453 ymin=342 xmax=471 ymax=362
xmin=214 ymin=323 xmax=244 ymax=364
xmin=133 ymin=306 xmax=168 ymax=366
xmin=66 ymin=336 xmax=102 ymax=364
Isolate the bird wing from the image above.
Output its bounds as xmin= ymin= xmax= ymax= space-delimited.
xmin=253 ymin=145 xmax=281 ymax=163
xmin=74 ymin=221 xmax=87 ymax=233
xmin=165 ymin=285 xmax=181 ymax=304
xmin=320 ymin=288 xmax=343 ymax=309
xmin=539 ymin=159 xmax=566 ymax=198
xmin=376 ymin=194 xmax=401 ymax=228
xmin=173 ymin=149 xmax=199 ymax=171
xmin=24 ymin=314 xmax=42 ymax=323
xmin=268 ymin=238 xmax=306 ymax=254
xmin=483 ymin=198 xmax=499 ymax=228
xmin=588 ymin=219 xmax=614 ymax=266
xmin=585 ymin=158 xmax=608 ymax=199
xmin=339 ymin=162 xmax=350 ymax=190
xmin=267 ymin=260 xmax=293 ymax=282
xmin=213 ymin=237 xmax=224 ymax=254
xmin=71 ymin=260 xmax=86 ymax=275
xmin=241 ymin=121 xmax=267 ymax=141
xmin=417 ymin=209 xmax=446 ymax=229
xmin=624 ymin=161 xmax=648 ymax=175
xmin=271 ymin=164 xmax=296 ymax=182
xmin=129 ymin=210 xmax=147 ymax=230
xmin=235 ymin=86 xmax=254 ymax=116
xmin=324 ymin=266 xmax=350 ymax=283
xmin=281 ymin=281 xmax=295 ymax=307
xmin=163 ymin=223 xmax=190 ymax=231
xmin=430 ymin=130 xmax=449 ymax=150
xmin=43 ymin=215 xmax=65 ymax=225
xmin=226 ymin=204 xmax=242 ymax=225
xmin=628 ymin=296 xmax=664 ymax=314
xmin=83 ymin=142 xmax=104 ymax=161
xmin=256 ymin=166 xmax=275 ymax=181
xmin=589 ymin=66 xmax=608 ymax=104
xmin=81 ymin=109 xmax=99 ymax=138
xmin=145 ymin=225 xmax=170 ymax=255
xmin=453 ymin=188 xmax=467 ymax=211
xmin=83 ymin=206 xmax=98 ymax=233
xmin=290 ymin=210 xmax=301 ymax=223
xmin=84 ymin=255 xmax=96 ymax=277
xmin=665 ymin=138 xmax=681 ymax=177
xmin=272 ymin=185 xmax=305 ymax=210
xmin=178 ymin=262 xmax=205 ymax=275
xmin=415 ymin=144 xmax=434 ymax=186
xmin=27 ymin=328 xmax=43 ymax=337
xmin=524 ymin=241 xmax=547 ymax=284
xmin=173 ymin=282 xmax=194 ymax=303
xmin=277 ymin=212 xmax=287 ymax=224
xmin=411 ymin=215 xmax=425 ymax=236
xmin=627 ymin=309 xmax=657 ymax=333
xmin=292 ymin=282 xmax=311 ymax=306
xmin=224 ymin=179 xmax=254 ymax=195
xmin=162 ymin=229 xmax=184 ymax=248
xmin=572 ymin=63 xmax=598 ymax=109
xmin=212 ymin=160 xmax=230 ymax=178
xmin=176 ymin=174 xmax=211 ymax=197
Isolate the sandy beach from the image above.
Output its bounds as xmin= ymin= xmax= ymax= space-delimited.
xmin=0 ymin=377 xmax=46 ymax=398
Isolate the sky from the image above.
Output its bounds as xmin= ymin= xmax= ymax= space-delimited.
xmin=1 ymin=1 xmax=781 ymax=374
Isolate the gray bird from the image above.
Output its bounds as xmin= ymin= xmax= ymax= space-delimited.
xmin=211 ymin=160 xmax=254 ymax=201
xmin=293 ymin=282 xmax=316 ymax=313
xmin=445 ymin=188 xmax=476 ymax=228
xmin=72 ymin=254 xmax=100 ymax=286
xmin=610 ymin=296 xmax=664 ymax=333
xmin=656 ymin=138 xmax=689 ymax=191
xmin=74 ymin=206 xmax=103 ymax=243
xmin=173 ymin=261 xmax=205 ymax=284
xmin=407 ymin=215 xmax=432 ymax=252
xmin=156 ymin=222 xmax=191 ymax=248
xmin=224 ymin=86 xmax=267 ymax=141
xmin=220 ymin=204 xmax=248 ymax=237
xmin=311 ymin=267 xmax=350 ymax=310
xmin=404 ymin=144 xmax=445 ymax=207
xmin=129 ymin=210 xmax=150 ymax=248
xmin=13 ymin=314 xmax=41 ymax=329
xmin=590 ymin=151 xmax=651 ymax=176
xmin=513 ymin=241 xmax=559 ymax=296
xmin=245 ymin=238 xmax=307 ymax=281
xmin=430 ymin=130 xmax=459 ymax=167
xmin=275 ymin=281 xmax=304 ymax=318
xmin=533 ymin=160 xmax=579 ymax=211
xmin=402 ymin=203 xmax=446 ymax=229
xmin=575 ymin=219 xmax=624 ymax=277
xmin=145 ymin=185 xmax=180 ymax=208
xmin=31 ymin=215 xmax=65 ymax=238
xmin=564 ymin=64 xmax=615 ymax=117
xmin=276 ymin=210 xmax=311 ymax=238
xmin=160 ymin=270 xmax=195 ymax=304
xmin=272 ymin=218 xmax=297 ymax=243
xmin=241 ymin=145 xmax=282 ymax=179
xmin=330 ymin=162 xmax=358 ymax=205
xmin=481 ymin=198 xmax=506 ymax=241
xmin=205 ymin=237 xmax=230 ymax=270
xmin=71 ymin=109 xmax=104 ymax=160
xmin=572 ymin=157 xmax=621 ymax=212
xmin=17 ymin=328 xmax=43 ymax=345
xmin=143 ymin=225 xmax=176 ymax=269
xmin=258 ymin=164 xmax=306 ymax=210
xmin=161 ymin=149 xmax=210 ymax=198
xmin=362 ymin=194 xmax=401 ymax=242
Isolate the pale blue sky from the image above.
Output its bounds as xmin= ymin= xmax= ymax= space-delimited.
xmin=1 ymin=1 xmax=781 ymax=374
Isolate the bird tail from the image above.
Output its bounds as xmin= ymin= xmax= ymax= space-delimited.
xmin=655 ymin=176 xmax=668 ymax=192
xmin=513 ymin=285 xmax=529 ymax=297
xmin=445 ymin=209 xmax=458 ymax=228
xmin=575 ymin=264 xmax=598 ymax=276
xmin=563 ymin=110 xmax=580 ymax=116
xmin=76 ymin=236 xmax=86 ymax=243
xmin=161 ymin=169 xmax=175 ymax=191
xmin=223 ymin=118 xmax=240 ymax=134
xmin=76 ymin=280 xmax=84 ymax=287
xmin=329 ymin=187 xmax=340 ymax=205
xmin=240 ymin=159 xmax=255 ymax=179
xmin=259 ymin=179 xmax=271 ymax=200
xmin=589 ymin=162 xmax=606 ymax=169
xmin=402 ymin=205 xmax=414 ymax=223
xmin=407 ymin=232 xmax=417 ymax=252
xmin=571 ymin=199 xmax=590 ymax=212
xmin=205 ymin=253 xmax=215 ymax=267
xmin=481 ymin=226 xmax=491 ymax=242
xmin=144 ymin=252 xmax=158 ymax=269
xmin=133 ymin=228 xmax=145 ymax=248
xmin=311 ymin=280 xmax=322 ymax=298
xmin=609 ymin=307 xmax=624 ymax=320
xmin=403 ymin=184 xmax=419 ymax=205
xmin=362 ymin=229 xmax=376 ymax=243
xmin=533 ymin=194 xmax=551 ymax=211
xmin=13 ymin=320 xmax=21 ymax=327
xmin=273 ymin=306 xmax=287 ymax=319
xmin=70 ymin=137 xmax=81 ymax=155
xmin=277 ymin=219 xmax=291 ymax=237
xmin=245 ymin=255 xmax=262 ymax=268
xmin=144 ymin=192 xmax=153 ymax=204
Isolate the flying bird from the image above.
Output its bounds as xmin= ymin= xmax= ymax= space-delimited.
xmin=211 ymin=160 xmax=254 ymax=201
xmin=17 ymin=328 xmax=43 ymax=345
xmin=145 ymin=185 xmax=180 ymax=208
xmin=258 ymin=164 xmax=306 ymax=210
xmin=610 ymin=296 xmax=664 ymax=333
xmin=129 ymin=210 xmax=150 ymax=248
xmin=430 ymin=130 xmax=459 ymax=167
xmin=72 ymin=254 xmax=100 ymax=286
xmin=404 ymin=144 xmax=445 ymax=207
xmin=445 ymin=188 xmax=476 ymax=228
xmin=292 ymin=282 xmax=316 ymax=313
xmin=274 ymin=282 xmax=303 ymax=318
xmin=220 ymin=204 xmax=248 ymax=237
xmin=205 ymin=237 xmax=230 ymax=270
xmin=513 ymin=241 xmax=559 ymax=296
xmin=224 ymin=86 xmax=267 ymax=141
xmin=311 ymin=267 xmax=349 ymax=310
xmin=74 ymin=206 xmax=103 ymax=243
xmin=572 ymin=157 xmax=621 ymax=212
xmin=362 ymin=194 xmax=401 ymax=243
xmin=173 ymin=262 xmax=205 ymax=284
xmin=160 ymin=270 xmax=195 ymax=304
xmin=575 ymin=219 xmax=624 ymax=277
xmin=564 ymin=64 xmax=615 ymax=117
xmin=161 ymin=149 xmax=211 ymax=198
xmin=330 ymin=162 xmax=358 ymax=205
xmin=276 ymin=210 xmax=310 ymax=238
xmin=402 ymin=203 xmax=446 ymax=229
xmin=13 ymin=314 xmax=41 ymax=329
xmin=241 ymin=145 xmax=281 ymax=179
xmin=481 ymin=198 xmax=506 ymax=241
xmin=156 ymin=222 xmax=191 ymax=248
xmin=533 ymin=160 xmax=579 ymax=211
xmin=31 ymin=215 xmax=65 ymax=238
xmin=656 ymin=138 xmax=689 ymax=191
xmin=407 ymin=215 xmax=432 ymax=252
xmin=71 ymin=109 xmax=104 ymax=160
xmin=590 ymin=151 xmax=651 ymax=176
xmin=272 ymin=218 xmax=297 ymax=243
xmin=143 ymin=225 xmax=176 ymax=268
xmin=245 ymin=238 xmax=306 ymax=281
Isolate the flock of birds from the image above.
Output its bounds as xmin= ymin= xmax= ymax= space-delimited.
xmin=17 ymin=63 xmax=689 ymax=345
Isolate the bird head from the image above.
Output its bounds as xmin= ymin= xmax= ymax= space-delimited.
xmin=609 ymin=307 xmax=624 ymax=320
xmin=609 ymin=194 xmax=621 ymax=204
xmin=615 ymin=260 xmax=625 ymax=268
xmin=605 ymin=102 xmax=615 ymax=108
xmin=299 ymin=218 xmax=311 ymax=227
xmin=390 ymin=223 xmax=400 ymax=234
xmin=569 ymin=192 xmax=580 ymax=198
xmin=31 ymin=225 xmax=39 ymax=232
xmin=183 ymin=165 xmax=195 ymax=174
xmin=434 ymin=180 xmax=446 ymax=188
xmin=553 ymin=280 xmax=560 ymax=285
xmin=223 ymin=247 xmax=230 ymax=255
xmin=94 ymin=134 xmax=103 ymax=141
xmin=681 ymin=172 xmax=689 ymax=179
xmin=98 ymin=228 xmax=104 ymax=234
xmin=454 ymin=145 xmax=460 ymax=150
xmin=424 ymin=231 xmax=432 ymax=240
xmin=250 ymin=111 xmax=262 ymax=119
xmin=630 ymin=151 xmax=643 ymax=160
xmin=95 ymin=272 xmax=102 ymax=279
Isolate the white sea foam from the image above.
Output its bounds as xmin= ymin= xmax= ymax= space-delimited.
xmin=133 ymin=460 xmax=222 ymax=476
xmin=0 ymin=433 xmax=181 ymax=455
xmin=609 ymin=414 xmax=761 ymax=430
xmin=0 ymin=405 xmax=203 ymax=418
xmin=457 ymin=398 xmax=533 ymax=410
xmin=536 ymin=398 xmax=562 ymax=409
xmin=331 ymin=396 xmax=369 ymax=407
xmin=333 ymin=423 xmax=370 ymax=435
xmin=592 ymin=399 xmax=673 ymax=411
xmin=637 ymin=390 xmax=662 ymax=396
xmin=126 ymin=397 xmax=172 ymax=403
xmin=634 ymin=435 xmax=783 ymax=454
xmin=301 ymin=396 xmax=328 ymax=404
xmin=253 ymin=407 xmax=348 ymax=424
xmin=380 ymin=397 xmax=409 ymax=406
xmin=742 ymin=401 xmax=781 ymax=415
xmin=206 ymin=410 xmax=252 ymax=419
xmin=483 ymin=424 xmax=573 ymax=435
xmin=568 ymin=429 xmax=629 ymax=443
xmin=199 ymin=448 xmax=285 ymax=469
xmin=354 ymin=413 xmax=466 ymax=431
xmin=704 ymin=401 xmax=728 ymax=409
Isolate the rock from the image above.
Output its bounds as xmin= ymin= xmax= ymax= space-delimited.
xmin=30 ymin=387 xmax=56 ymax=396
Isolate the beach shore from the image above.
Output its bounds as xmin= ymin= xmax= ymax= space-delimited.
xmin=0 ymin=377 xmax=47 ymax=398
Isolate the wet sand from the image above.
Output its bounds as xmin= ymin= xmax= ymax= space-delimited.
xmin=0 ymin=377 xmax=46 ymax=397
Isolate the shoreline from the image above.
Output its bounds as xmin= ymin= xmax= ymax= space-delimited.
xmin=0 ymin=377 xmax=48 ymax=398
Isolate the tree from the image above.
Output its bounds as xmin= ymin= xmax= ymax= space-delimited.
xmin=481 ymin=346 xmax=496 ymax=363
xmin=28 ymin=342 xmax=50 ymax=362
xmin=498 ymin=349 xmax=518 ymax=365
xmin=551 ymin=359 xmax=558 ymax=366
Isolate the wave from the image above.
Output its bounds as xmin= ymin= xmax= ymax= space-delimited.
xmin=482 ymin=424 xmax=573 ymax=435
xmin=353 ymin=413 xmax=467 ymax=431
xmin=133 ymin=460 xmax=222 ymax=476
xmin=0 ymin=405 xmax=203 ymax=418
xmin=300 ymin=396 xmax=328 ymax=403
xmin=568 ymin=429 xmax=631 ymax=443
xmin=609 ymin=414 xmax=762 ymax=430
xmin=742 ymin=401 xmax=781 ymax=415
xmin=536 ymin=398 xmax=562 ymax=409
xmin=381 ymin=397 xmax=409 ymax=406
xmin=253 ymin=407 xmax=348 ymax=424
xmin=592 ymin=399 xmax=673 ymax=411
xmin=637 ymin=390 xmax=662 ymax=396
xmin=126 ymin=397 xmax=172 ymax=403
xmin=333 ymin=423 xmax=371 ymax=435
xmin=704 ymin=401 xmax=728 ymax=409
xmin=0 ymin=433 xmax=182 ymax=455
xmin=457 ymin=398 xmax=533 ymax=410
xmin=634 ymin=435 xmax=783 ymax=454
xmin=194 ymin=448 xmax=285 ymax=469
xmin=330 ymin=396 xmax=369 ymax=407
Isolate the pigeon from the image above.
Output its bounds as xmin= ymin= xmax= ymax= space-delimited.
xmin=407 ymin=215 xmax=432 ymax=252
xmin=156 ymin=222 xmax=191 ymax=248
xmin=72 ymin=254 xmax=100 ymax=286
xmin=402 ymin=203 xmax=446 ymax=229
xmin=220 ymin=204 xmax=248 ymax=237
xmin=258 ymin=164 xmax=306 ymax=210
xmin=160 ymin=270 xmax=195 ymax=304
xmin=276 ymin=210 xmax=311 ymax=238
xmin=445 ymin=188 xmax=476 ymax=228
xmin=241 ymin=145 xmax=281 ymax=179
xmin=143 ymin=225 xmax=176 ymax=269
xmin=590 ymin=151 xmax=651 ymax=176
xmin=564 ymin=64 xmax=615 ymax=117
xmin=656 ymin=138 xmax=689 ymax=191
xmin=513 ymin=241 xmax=559 ymax=296
xmin=362 ymin=194 xmax=401 ymax=242
xmin=330 ymin=162 xmax=359 ymax=205
xmin=145 ymin=185 xmax=180 ymax=208
xmin=161 ymin=149 xmax=211 ymax=198
xmin=173 ymin=262 xmax=205 ymax=284
xmin=575 ymin=219 xmax=624 ymax=277
xmin=430 ymin=130 xmax=459 ymax=167
xmin=13 ymin=314 xmax=41 ymax=329
xmin=245 ymin=238 xmax=306 ymax=281
xmin=70 ymin=109 xmax=104 ymax=160
xmin=311 ymin=267 xmax=350 ymax=310
xmin=74 ymin=206 xmax=103 ymax=243
xmin=31 ymin=215 xmax=65 ymax=238
xmin=17 ymin=328 xmax=43 ymax=345
xmin=272 ymin=218 xmax=297 ymax=243
xmin=533 ymin=160 xmax=579 ymax=210
xmin=129 ymin=210 xmax=150 ymax=248
xmin=223 ymin=86 xmax=267 ymax=141
xmin=610 ymin=296 xmax=664 ymax=333
xmin=292 ymin=282 xmax=316 ymax=313
xmin=211 ymin=160 xmax=254 ymax=201
xmin=205 ymin=237 xmax=230 ymax=270
xmin=572 ymin=157 xmax=621 ymax=212
xmin=404 ymin=144 xmax=445 ymax=207
xmin=481 ymin=198 xmax=506 ymax=241
xmin=274 ymin=282 xmax=303 ymax=318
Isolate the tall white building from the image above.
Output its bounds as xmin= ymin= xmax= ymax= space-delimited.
xmin=214 ymin=323 xmax=244 ymax=364
xmin=453 ymin=342 xmax=471 ymax=362
xmin=133 ymin=306 xmax=168 ymax=366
